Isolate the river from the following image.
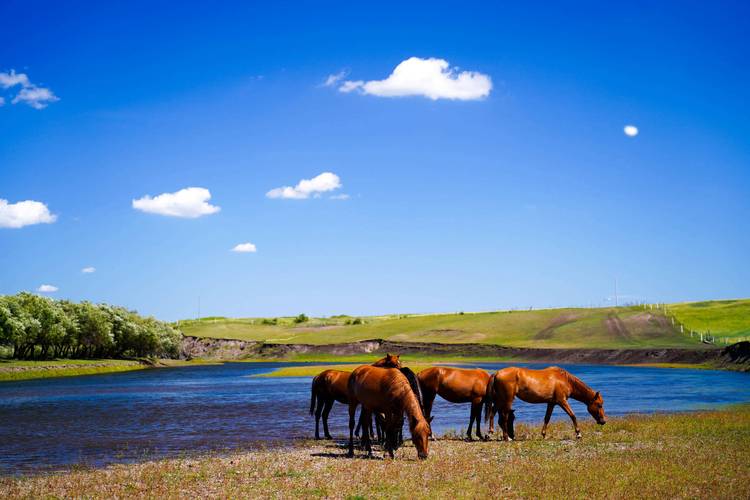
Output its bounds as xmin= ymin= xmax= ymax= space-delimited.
xmin=1 ymin=362 xmax=748 ymax=474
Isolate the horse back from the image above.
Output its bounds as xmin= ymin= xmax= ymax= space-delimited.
xmin=317 ymin=369 xmax=350 ymax=404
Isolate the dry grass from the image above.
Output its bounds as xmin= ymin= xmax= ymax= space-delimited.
xmin=3 ymin=407 xmax=749 ymax=499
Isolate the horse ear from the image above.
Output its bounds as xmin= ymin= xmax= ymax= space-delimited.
xmin=595 ymin=391 xmax=600 ymax=398
xmin=428 ymin=416 xmax=434 ymax=423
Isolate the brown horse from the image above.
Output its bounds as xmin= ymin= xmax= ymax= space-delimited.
xmin=485 ymin=366 xmax=606 ymax=441
xmin=418 ymin=366 xmax=491 ymax=440
xmin=310 ymin=354 xmax=401 ymax=439
xmin=347 ymin=365 xmax=431 ymax=459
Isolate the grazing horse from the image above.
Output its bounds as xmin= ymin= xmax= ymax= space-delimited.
xmin=418 ymin=366 xmax=491 ymax=440
xmin=485 ymin=366 xmax=607 ymax=441
xmin=347 ymin=365 xmax=431 ymax=459
xmin=309 ymin=354 xmax=401 ymax=439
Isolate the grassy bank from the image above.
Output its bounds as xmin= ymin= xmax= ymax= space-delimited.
xmin=0 ymin=358 xmax=216 ymax=382
xmin=669 ymin=298 xmax=750 ymax=341
xmin=3 ymin=407 xmax=748 ymax=498
xmin=180 ymin=305 xmax=708 ymax=349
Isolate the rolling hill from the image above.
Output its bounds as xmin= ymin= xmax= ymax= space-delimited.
xmin=177 ymin=300 xmax=750 ymax=349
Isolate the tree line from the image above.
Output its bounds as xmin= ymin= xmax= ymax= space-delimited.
xmin=0 ymin=292 xmax=181 ymax=360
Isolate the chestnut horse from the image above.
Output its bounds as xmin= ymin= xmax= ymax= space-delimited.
xmin=310 ymin=354 xmax=401 ymax=439
xmin=418 ymin=366 xmax=491 ymax=440
xmin=485 ymin=366 xmax=607 ymax=441
xmin=347 ymin=365 xmax=431 ymax=459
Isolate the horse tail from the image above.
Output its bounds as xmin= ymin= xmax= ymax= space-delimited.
xmin=484 ymin=373 xmax=496 ymax=424
xmin=400 ymin=367 xmax=424 ymax=413
xmin=309 ymin=375 xmax=318 ymax=416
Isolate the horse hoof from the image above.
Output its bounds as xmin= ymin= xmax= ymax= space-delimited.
xmin=576 ymin=433 xmax=582 ymax=439
xmin=325 ymin=435 xmax=333 ymax=440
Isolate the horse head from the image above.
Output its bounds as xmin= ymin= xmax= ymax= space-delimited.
xmin=372 ymin=353 xmax=402 ymax=368
xmin=587 ymin=391 xmax=606 ymax=425
xmin=410 ymin=416 xmax=430 ymax=459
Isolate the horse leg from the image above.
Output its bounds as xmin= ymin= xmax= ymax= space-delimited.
xmin=472 ymin=399 xmax=484 ymax=440
xmin=541 ymin=402 xmax=554 ymax=438
xmin=314 ymin=397 xmax=325 ymax=439
xmin=499 ymin=404 xmax=514 ymax=442
xmin=466 ymin=404 xmax=476 ymax=441
xmin=558 ymin=399 xmax=581 ymax=439
xmin=361 ymin=409 xmax=374 ymax=457
xmin=322 ymin=400 xmax=334 ymax=439
xmin=347 ymin=403 xmax=357 ymax=458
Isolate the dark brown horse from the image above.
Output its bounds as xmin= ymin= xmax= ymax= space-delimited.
xmin=418 ymin=366 xmax=491 ymax=440
xmin=347 ymin=365 xmax=431 ymax=459
xmin=310 ymin=354 xmax=401 ymax=439
xmin=485 ymin=366 xmax=606 ymax=441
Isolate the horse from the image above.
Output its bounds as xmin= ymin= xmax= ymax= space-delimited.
xmin=418 ymin=366 xmax=492 ymax=440
xmin=347 ymin=365 xmax=431 ymax=459
xmin=484 ymin=366 xmax=606 ymax=441
xmin=309 ymin=354 xmax=401 ymax=439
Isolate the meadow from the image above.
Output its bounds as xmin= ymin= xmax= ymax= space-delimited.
xmin=3 ymin=406 xmax=747 ymax=498
xmin=180 ymin=300 xmax=750 ymax=349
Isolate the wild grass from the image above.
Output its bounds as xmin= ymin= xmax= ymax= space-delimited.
xmin=0 ymin=358 xmax=218 ymax=382
xmin=3 ymin=406 xmax=748 ymax=498
xmin=180 ymin=305 xmax=708 ymax=349
xmin=669 ymin=298 xmax=750 ymax=340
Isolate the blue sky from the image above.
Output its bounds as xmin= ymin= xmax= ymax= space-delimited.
xmin=1 ymin=1 xmax=749 ymax=320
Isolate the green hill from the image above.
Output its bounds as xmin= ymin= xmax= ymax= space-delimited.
xmin=667 ymin=299 xmax=750 ymax=342
xmin=177 ymin=301 xmax=749 ymax=349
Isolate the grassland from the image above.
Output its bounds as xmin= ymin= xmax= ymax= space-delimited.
xmin=180 ymin=305 xmax=706 ymax=349
xmin=4 ymin=406 xmax=748 ymax=498
xmin=668 ymin=298 xmax=750 ymax=341
xmin=0 ymin=358 xmax=216 ymax=382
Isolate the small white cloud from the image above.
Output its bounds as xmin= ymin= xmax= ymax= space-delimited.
xmin=37 ymin=284 xmax=58 ymax=293
xmin=330 ymin=194 xmax=350 ymax=200
xmin=1 ymin=70 xmax=58 ymax=110
xmin=81 ymin=267 xmax=96 ymax=273
xmin=624 ymin=125 xmax=639 ymax=137
xmin=323 ymin=70 xmax=348 ymax=87
xmin=231 ymin=242 xmax=257 ymax=253
xmin=0 ymin=70 xmax=30 ymax=88
xmin=0 ymin=198 xmax=57 ymax=228
xmin=339 ymin=57 xmax=492 ymax=100
xmin=12 ymin=86 xmax=59 ymax=109
xmin=266 ymin=172 xmax=342 ymax=200
xmin=132 ymin=187 xmax=221 ymax=218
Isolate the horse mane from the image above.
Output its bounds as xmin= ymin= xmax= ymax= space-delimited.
xmin=563 ymin=369 xmax=595 ymax=402
xmin=399 ymin=367 xmax=424 ymax=413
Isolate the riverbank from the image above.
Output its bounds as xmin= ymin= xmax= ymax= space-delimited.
xmin=0 ymin=358 xmax=217 ymax=382
xmin=183 ymin=337 xmax=750 ymax=372
xmin=3 ymin=406 xmax=748 ymax=498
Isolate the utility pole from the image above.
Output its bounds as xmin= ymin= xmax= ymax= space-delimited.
xmin=198 ymin=295 xmax=201 ymax=320
xmin=614 ymin=278 xmax=618 ymax=308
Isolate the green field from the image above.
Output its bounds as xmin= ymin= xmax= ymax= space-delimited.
xmin=5 ymin=406 xmax=748 ymax=498
xmin=0 ymin=358 xmax=217 ymax=382
xmin=668 ymin=298 xmax=750 ymax=341
xmin=179 ymin=304 xmax=724 ymax=349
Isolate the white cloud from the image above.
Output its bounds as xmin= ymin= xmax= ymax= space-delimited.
xmin=339 ymin=57 xmax=492 ymax=100
xmin=330 ymin=193 xmax=350 ymax=200
xmin=81 ymin=267 xmax=96 ymax=273
xmin=37 ymin=284 xmax=58 ymax=293
xmin=132 ymin=187 xmax=221 ymax=218
xmin=0 ymin=198 xmax=57 ymax=228
xmin=266 ymin=172 xmax=342 ymax=200
xmin=12 ymin=86 xmax=59 ymax=109
xmin=0 ymin=70 xmax=58 ymax=110
xmin=231 ymin=242 xmax=257 ymax=253
xmin=0 ymin=70 xmax=30 ymax=88
xmin=323 ymin=70 xmax=347 ymax=87
xmin=624 ymin=125 xmax=639 ymax=137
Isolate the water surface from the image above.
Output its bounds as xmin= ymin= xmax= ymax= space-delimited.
xmin=1 ymin=362 xmax=748 ymax=474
